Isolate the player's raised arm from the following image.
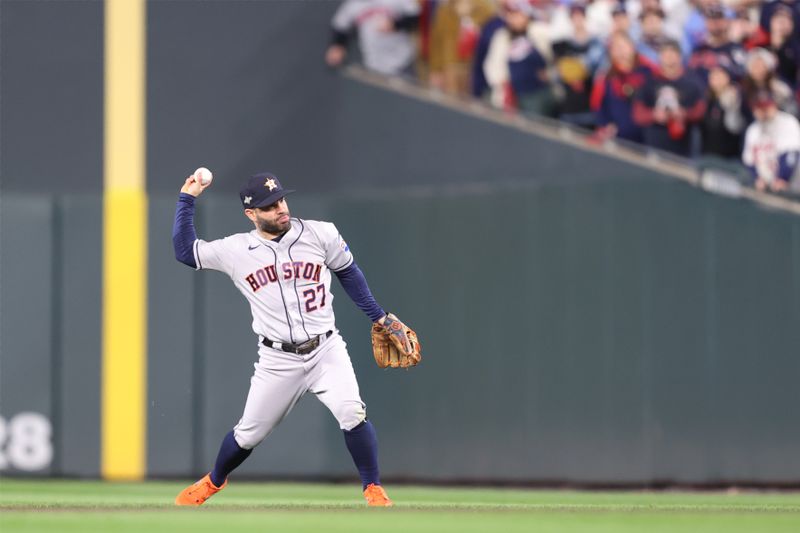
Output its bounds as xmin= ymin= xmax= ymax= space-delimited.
xmin=173 ymin=173 xmax=212 ymax=268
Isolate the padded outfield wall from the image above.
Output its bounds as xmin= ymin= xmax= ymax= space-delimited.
xmin=1 ymin=0 xmax=799 ymax=483
xmin=4 ymin=179 xmax=800 ymax=483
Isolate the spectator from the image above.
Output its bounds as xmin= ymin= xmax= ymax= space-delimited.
xmin=326 ymin=0 xmax=420 ymax=75
xmin=610 ymin=4 xmax=636 ymax=38
xmin=416 ymin=0 xmax=437 ymax=82
xmin=483 ymin=0 xmax=554 ymax=115
xmin=766 ymin=5 xmax=799 ymax=87
xmin=470 ymin=7 xmax=506 ymax=98
xmin=549 ymin=0 xmax=607 ymax=42
xmin=742 ymin=91 xmax=800 ymax=192
xmin=688 ymin=4 xmax=747 ymax=85
xmin=624 ymin=0 xmax=688 ymax=41
xmin=792 ymin=83 xmax=800 ymax=113
xmin=528 ymin=0 xmax=554 ymax=23
xmin=700 ymin=65 xmax=746 ymax=160
xmin=741 ymin=48 xmax=798 ymax=117
xmin=683 ymin=0 xmax=721 ymax=52
xmin=661 ymin=0 xmax=694 ymax=36
xmin=637 ymin=7 xmax=681 ymax=64
xmin=552 ymin=3 xmax=606 ymax=126
xmin=595 ymin=3 xmax=672 ymax=66
xmin=585 ymin=0 xmax=619 ymax=40
xmin=591 ymin=31 xmax=656 ymax=143
xmin=547 ymin=1 xmax=576 ymax=43
xmin=429 ymin=0 xmax=497 ymax=96
xmin=633 ymin=40 xmax=706 ymax=156
xmin=730 ymin=7 xmax=761 ymax=48
xmin=758 ymin=0 xmax=800 ymax=35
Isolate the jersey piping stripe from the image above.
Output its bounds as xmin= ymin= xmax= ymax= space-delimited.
xmin=288 ymin=219 xmax=312 ymax=342
xmin=332 ymin=256 xmax=354 ymax=273
xmin=265 ymin=245 xmax=296 ymax=344
xmin=193 ymin=239 xmax=203 ymax=270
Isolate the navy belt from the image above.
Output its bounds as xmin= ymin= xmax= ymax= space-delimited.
xmin=261 ymin=331 xmax=332 ymax=355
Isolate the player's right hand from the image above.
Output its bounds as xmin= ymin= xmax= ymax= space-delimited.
xmin=181 ymin=175 xmax=211 ymax=197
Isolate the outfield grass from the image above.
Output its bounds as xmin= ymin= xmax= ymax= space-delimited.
xmin=1 ymin=479 xmax=798 ymax=532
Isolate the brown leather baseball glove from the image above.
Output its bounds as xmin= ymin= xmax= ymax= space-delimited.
xmin=371 ymin=313 xmax=422 ymax=369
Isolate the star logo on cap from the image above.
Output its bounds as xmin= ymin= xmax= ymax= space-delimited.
xmin=265 ymin=178 xmax=277 ymax=191
xmin=244 ymin=195 xmax=252 ymax=205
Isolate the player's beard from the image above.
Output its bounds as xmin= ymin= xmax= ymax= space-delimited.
xmin=257 ymin=215 xmax=291 ymax=236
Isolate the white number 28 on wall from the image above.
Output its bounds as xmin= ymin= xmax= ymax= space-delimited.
xmin=0 ymin=412 xmax=53 ymax=471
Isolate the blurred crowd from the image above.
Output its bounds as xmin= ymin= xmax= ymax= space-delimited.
xmin=325 ymin=0 xmax=800 ymax=193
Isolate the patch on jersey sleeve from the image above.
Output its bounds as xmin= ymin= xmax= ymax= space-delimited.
xmin=340 ymin=237 xmax=349 ymax=252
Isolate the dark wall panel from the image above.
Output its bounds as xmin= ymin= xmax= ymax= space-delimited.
xmin=57 ymin=196 xmax=102 ymax=477
xmin=0 ymin=196 xmax=55 ymax=476
xmin=332 ymin=80 xmax=656 ymax=190
xmin=710 ymin=200 xmax=800 ymax=481
xmin=147 ymin=197 xmax=195 ymax=475
xmin=0 ymin=194 xmax=101 ymax=477
xmin=0 ymin=0 xmax=103 ymax=193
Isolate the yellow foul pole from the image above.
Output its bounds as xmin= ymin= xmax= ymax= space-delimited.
xmin=102 ymin=0 xmax=147 ymax=480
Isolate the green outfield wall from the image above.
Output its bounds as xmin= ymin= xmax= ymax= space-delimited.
xmin=3 ymin=179 xmax=799 ymax=483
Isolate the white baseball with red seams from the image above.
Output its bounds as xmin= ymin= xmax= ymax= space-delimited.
xmin=194 ymin=167 xmax=213 ymax=185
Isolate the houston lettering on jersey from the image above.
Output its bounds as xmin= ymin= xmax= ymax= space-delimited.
xmin=245 ymin=261 xmax=323 ymax=292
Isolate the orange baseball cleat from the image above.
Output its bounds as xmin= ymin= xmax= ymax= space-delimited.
xmin=363 ymin=483 xmax=393 ymax=507
xmin=175 ymin=473 xmax=227 ymax=506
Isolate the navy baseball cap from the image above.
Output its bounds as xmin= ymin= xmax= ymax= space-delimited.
xmin=239 ymin=172 xmax=295 ymax=209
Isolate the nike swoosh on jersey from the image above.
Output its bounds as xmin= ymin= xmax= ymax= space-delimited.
xmin=248 ymin=245 xmax=259 ymax=250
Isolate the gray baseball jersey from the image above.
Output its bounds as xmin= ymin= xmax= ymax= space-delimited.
xmin=193 ymin=218 xmax=353 ymax=344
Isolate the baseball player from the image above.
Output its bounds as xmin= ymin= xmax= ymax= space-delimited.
xmin=742 ymin=91 xmax=800 ymax=193
xmin=172 ymin=172 xmax=420 ymax=507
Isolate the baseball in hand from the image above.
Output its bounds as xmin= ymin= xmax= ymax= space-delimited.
xmin=193 ymin=167 xmax=213 ymax=186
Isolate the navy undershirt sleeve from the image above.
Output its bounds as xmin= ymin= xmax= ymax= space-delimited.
xmin=334 ymin=263 xmax=385 ymax=323
xmin=172 ymin=193 xmax=198 ymax=268
xmin=778 ymin=151 xmax=799 ymax=182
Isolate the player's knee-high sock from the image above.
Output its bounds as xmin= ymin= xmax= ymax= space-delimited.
xmin=209 ymin=430 xmax=252 ymax=487
xmin=343 ymin=419 xmax=380 ymax=489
